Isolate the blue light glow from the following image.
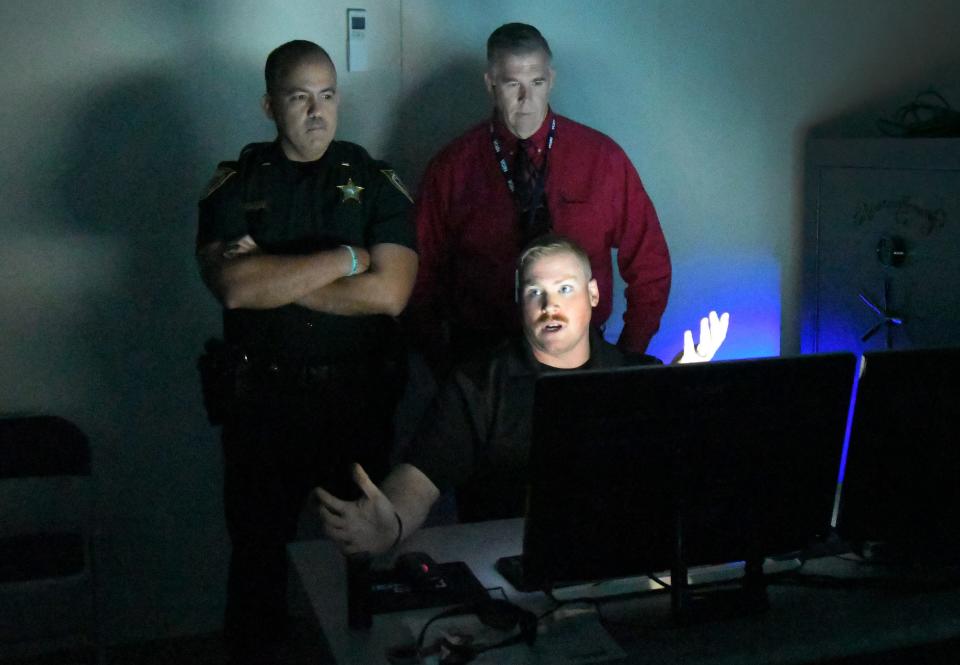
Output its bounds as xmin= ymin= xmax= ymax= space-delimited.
xmin=606 ymin=251 xmax=781 ymax=362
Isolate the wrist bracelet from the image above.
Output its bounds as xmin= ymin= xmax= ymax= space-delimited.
xmin=392 ymin=511 xmax=403 ymax=549
xmin=341 ymin=244 xmax=359 ymax=276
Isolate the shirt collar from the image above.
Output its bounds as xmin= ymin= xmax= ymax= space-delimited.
xmin=493 ymin=107 xmax=555 ymax=152
xmin=506 ymin=325 xmax=610 ymax=378
xmin=270 ymin=138 xmax=337 ymax=171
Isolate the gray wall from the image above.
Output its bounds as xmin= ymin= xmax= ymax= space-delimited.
xmin=1 ymin=0 xmax=958 ymax=644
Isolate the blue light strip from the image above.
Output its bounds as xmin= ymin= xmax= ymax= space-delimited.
xmin=830 ymin=355 xmax=862 ymax=528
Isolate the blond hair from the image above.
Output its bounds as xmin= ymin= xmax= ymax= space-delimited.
xmin=517 ymin=234 xmax=593 ymax=287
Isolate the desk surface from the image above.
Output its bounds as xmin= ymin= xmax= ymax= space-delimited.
xmin=289 ymin=518 xmax=960 ymax=665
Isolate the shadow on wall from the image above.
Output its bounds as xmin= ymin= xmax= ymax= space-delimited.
xmin=381 ymin=55 xmax=488 ymax=437
xmin=54 ymin=70 xmax=227 ymax=640
xmin=781 ymin=57 xmax=960 ymax=355
xmin=383 ymin=55 xmax=490 ymax=194
xmin=378 ymin=57 xmax=488 ymax=528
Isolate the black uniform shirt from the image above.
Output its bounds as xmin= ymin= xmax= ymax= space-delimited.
xmin=404 ymin=330 xmax=660 ymax=522
xmin=197 ymin=140 xmax=415 ymax=363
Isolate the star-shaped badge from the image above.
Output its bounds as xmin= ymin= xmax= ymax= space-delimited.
xmin=337 ymin=177 xmax=364 ymax=203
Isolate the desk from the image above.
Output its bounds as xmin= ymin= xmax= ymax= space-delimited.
xmin=289 ymin=519 xmax=960 ymax=664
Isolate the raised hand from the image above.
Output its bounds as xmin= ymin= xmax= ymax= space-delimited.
xmin=678 ymin=311 xmax=729 ymax=364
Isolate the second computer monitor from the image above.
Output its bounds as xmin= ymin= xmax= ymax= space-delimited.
xmin=838 ymin=347 xmax=960 ymax=562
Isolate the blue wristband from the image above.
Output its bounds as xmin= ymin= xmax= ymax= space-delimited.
xmin=341 ymin=244 xmax=359 ymax=276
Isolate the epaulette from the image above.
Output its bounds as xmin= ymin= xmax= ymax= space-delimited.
xmin=239 ymin=141 xmax=273 ymax=158
xmin=380 ymin=169 xmax=414 ymax=204
xmin=200 ymin=161 xmax=238 ymax=201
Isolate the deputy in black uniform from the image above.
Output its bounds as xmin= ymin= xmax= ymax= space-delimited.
xmin=195 ymin=40 xmax=417 ymax=659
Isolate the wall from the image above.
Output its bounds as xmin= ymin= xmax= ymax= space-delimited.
xmin=1 ymin=0 xmax=958 ymax=645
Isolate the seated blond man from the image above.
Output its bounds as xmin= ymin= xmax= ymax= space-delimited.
xmin=316 ymin=235 xmax=728 ymax=555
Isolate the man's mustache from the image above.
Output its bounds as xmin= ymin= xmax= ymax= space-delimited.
xmin=536 ymin=313 xmax=568 ymax=325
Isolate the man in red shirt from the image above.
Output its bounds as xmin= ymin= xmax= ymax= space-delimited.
xmin=410 ymin=22 xmax=671 ymax=365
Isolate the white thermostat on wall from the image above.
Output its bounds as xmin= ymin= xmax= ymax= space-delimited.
xmin=347 ymin=8 xmax=368 ymax=72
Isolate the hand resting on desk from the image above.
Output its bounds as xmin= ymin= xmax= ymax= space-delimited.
xmin=314 ymin=462 xmax=440 ymax=555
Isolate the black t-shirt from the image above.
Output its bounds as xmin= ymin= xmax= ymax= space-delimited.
xmin=404 ymin=331 xmax=660 ymax=522
xmin=197 ymin=140 xmax=416 ymax=362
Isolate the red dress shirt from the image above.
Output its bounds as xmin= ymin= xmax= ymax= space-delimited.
xmin=411 ymin=111 xmax=671 ymax=355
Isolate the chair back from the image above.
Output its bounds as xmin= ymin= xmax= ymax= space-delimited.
xmin=0 ymin=415 xmax=99 ymax=659
xmin=0 ymin=416 xmax=90 ymax=479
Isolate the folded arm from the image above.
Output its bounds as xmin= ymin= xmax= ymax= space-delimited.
xmin=295 ymin=242 xmax=418 ymax=317
xmin=314 ymin=463 xmax=440 ymax=555
xmin=196 ymin=235 xmax=368 ymax=310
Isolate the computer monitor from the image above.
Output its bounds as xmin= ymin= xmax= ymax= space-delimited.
xmin=519 ymin=352 xmax=856 ymax=601
xmin=837 ymin=347 xmax=960 ymax=562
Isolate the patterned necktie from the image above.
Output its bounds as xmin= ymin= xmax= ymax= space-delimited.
xmin=513 ymin=139 xmax=551 ymax=244
xmin=514 ymin=139 xmax=538 ymax=211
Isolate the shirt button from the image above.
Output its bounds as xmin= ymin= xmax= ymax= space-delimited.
xmin=305 ymin=322 xmax=314 ymax=329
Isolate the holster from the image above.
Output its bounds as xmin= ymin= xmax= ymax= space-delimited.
xmin=197 ymin=338 xmax=248 ymax=425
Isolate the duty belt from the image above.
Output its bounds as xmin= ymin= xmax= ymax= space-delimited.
xmin=198 ymin=338 xmax=404 ymax=425
xmin=234 ymin=350 xmax=400 ymax=388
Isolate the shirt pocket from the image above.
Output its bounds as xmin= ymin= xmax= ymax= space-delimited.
xmin=321 ymin=198 xmax=369 ymax=247
xmin=552 ymin=195 xmax=613 ymax=249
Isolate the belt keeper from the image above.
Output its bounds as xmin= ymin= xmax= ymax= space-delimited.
xmin=341 ymin=244 xmax=359 ymax=276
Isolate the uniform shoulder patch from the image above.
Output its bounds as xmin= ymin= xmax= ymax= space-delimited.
xmin=200 ymin=163 xmax=238 ymax=201
xmin=380 ymin=169 xmax=414 ymax=204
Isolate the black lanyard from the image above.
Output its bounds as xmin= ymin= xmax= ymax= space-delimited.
xmin=489 ymin=114 xmax=556 ymax=201
xmin=490 ymin=114 xmax=557 ymax=244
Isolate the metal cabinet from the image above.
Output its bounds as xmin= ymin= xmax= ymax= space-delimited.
xmin=802 ymin=139 xmax=960 ymax=354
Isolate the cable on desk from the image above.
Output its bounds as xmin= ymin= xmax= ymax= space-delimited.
xmin=415 ymin=598 xmax=539 ymax=663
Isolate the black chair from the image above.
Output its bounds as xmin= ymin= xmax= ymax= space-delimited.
xmin=0 ymin=415 xmax=101 ymax=663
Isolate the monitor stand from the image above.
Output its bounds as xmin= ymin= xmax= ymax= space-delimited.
xmin=671 ymin=556 xmax=769 ymax=624
xmin=670 ymin=502 xmax=771 ymax=627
